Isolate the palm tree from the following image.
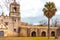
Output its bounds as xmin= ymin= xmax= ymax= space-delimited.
xmin=42 ymin=2 xmax=57 ymax=39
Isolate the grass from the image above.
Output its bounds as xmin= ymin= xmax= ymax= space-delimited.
xmin=0 ymin=37 xmax=59 ymax=40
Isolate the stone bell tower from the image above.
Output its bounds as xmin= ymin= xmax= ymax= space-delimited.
xmin=9 ymin=0 xmax=20 ymax=28
xmin=9 ymin=0 xmax=20 ymax=21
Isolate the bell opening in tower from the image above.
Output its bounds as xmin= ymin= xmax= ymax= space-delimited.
xmin=14 ymin=7 xmax=16 ymax=12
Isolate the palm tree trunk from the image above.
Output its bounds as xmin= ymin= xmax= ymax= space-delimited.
xmin=48 ymin=18 xmax=50 ymax=39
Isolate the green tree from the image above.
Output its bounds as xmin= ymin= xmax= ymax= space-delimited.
xmin=42 ymin=2 xmax=57 ymax=39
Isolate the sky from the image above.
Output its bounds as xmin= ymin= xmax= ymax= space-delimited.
xmin=0 ymin=0 xmax=60 ymax=25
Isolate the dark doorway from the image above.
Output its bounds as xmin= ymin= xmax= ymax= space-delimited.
xmin=0 ymin=31 xmax=4 ymax=37
xmin=18 ymin=27 xmax=20 ymax=33
xmin=41 ymin=31 xmax=46 ymax=37
xmin=31 ymin=31 xmax=36 ymax=37
xmin=18 ymin=27 xmax=21 ymax=37
xmin=51 ymin=31 xmax=55 ymax=36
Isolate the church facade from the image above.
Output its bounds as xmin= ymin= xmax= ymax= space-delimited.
xmin=0 ymin=0 xmax=60 ymax=37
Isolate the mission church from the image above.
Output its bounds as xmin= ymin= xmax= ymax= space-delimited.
xmin=0 ymin=0 xmax=60 ymax=37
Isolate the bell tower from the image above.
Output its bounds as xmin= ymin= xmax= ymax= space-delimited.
xmin=9 ymin=0 xmax=20 ymax=31
xmin=9 ymin=0 xmax=20 ymax=19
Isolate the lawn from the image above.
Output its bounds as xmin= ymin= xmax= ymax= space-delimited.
xmin=0 ymin=37 xmax=59 ymax=40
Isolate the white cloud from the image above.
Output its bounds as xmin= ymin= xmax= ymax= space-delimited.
xmin=20 ymin=0 xmax=44 ymax=18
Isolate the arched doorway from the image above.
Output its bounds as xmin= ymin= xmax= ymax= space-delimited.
xmin=41 ymin=31 xmax=46 ymax=37
xmin=0 ymin=31 xmax=4 ymax=37
xmin=31 ymin=31 xmax=36 ymax=37
xmin=51 ymin=31 xmax=55 ymax=36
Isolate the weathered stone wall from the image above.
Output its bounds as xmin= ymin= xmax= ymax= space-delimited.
xmin=19 ymin=26 xmax=58 ymax=37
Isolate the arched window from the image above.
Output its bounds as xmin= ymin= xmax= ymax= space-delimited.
xmin=14 ymin=7 xmax=16 ymax=12
xmin=31 ymin=31 xmax=36 ymax=37
xmin=41 ymin=31 xmax=46 ymax=37
xmin=51 ymin=31 xmax=55 ymax=36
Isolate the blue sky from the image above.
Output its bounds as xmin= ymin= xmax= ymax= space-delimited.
xmin=0 ymin=0 xmax=60 ymax=25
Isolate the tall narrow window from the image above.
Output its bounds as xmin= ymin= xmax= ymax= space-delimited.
xmin=14 ymin=7 xmax=16 ymax=12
